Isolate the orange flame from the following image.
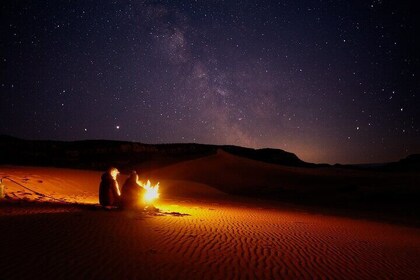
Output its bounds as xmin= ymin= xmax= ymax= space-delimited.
xmin=140 ymin=180 xmax=160 ymax=203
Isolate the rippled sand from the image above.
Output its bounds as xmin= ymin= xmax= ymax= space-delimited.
xmin=1 ymin=166 xmax=419 ymax=279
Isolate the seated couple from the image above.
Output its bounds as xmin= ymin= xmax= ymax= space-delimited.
xmin=99 ymin=167 xmax=145 ymax=210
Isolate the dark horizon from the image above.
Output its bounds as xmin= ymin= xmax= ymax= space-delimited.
xmin=1 ymin=1 xmax=419 ymax=164
xmin=2 ymin=133 xmax=418 ymax=166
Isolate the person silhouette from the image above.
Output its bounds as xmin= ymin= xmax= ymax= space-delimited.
xmin=99 ymin=167 xmax=121 ymax=208
xmin=121 ymin=170 xmax=145 ymax=210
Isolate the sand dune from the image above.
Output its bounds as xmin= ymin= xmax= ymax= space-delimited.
xmin=0 ymin=166 xmax=101 ymax=204
xmin=143 ymin=149 xmax=336 ymax=193
xmin=145 ymin=149 xmax=420 ymax=195
xmin=1 ymin=166 xmax=420 ymax=279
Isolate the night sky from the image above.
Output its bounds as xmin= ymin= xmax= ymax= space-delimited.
xmin=1 ymin=1 xmax=419 ymax=164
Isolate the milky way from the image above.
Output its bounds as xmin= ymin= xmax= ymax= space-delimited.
xmin=1 ymin=1 xmax=419 ymax=163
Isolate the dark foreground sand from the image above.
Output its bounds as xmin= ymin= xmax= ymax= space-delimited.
xmin=1 ymin=166 xmax=420 ymax=279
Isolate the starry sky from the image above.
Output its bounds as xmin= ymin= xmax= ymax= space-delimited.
xmin=1 ymin=0 xmax=419 ymax=164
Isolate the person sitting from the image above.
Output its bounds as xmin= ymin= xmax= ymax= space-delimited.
xmin=99 ymin=167 xmax=121 ymax=208
xmin=121 ymin=170 xmax=145 ymax=210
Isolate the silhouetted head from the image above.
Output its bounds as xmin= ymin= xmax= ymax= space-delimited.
xmin=129 ymin=170 xmax=138 ymax=181
xmin=107 ymin=167 xmax=119 ymax=180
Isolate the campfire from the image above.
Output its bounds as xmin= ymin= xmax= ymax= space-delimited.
xmin=140 ymin=180 xmax=160 ymax=204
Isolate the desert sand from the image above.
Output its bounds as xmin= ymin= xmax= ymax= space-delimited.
xmin=1 ymin=165 xmax=420 ymax=279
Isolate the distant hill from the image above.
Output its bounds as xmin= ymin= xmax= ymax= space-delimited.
xmin=383 ymin=154 xmax=420 ymax=171
xmin=335 ymin=154 xmax=420 ymax=172
xmin=0 ymin=135 xmax=312 ymax=171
